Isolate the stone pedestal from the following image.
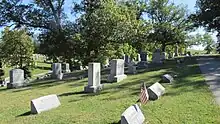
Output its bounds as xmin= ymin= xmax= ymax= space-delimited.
xmin=7 ymin=69 xmax=24 ymax=89
xmin=107 ymin=59 xmax=127 ymax=83
xmin=84 ymin=63 xmax=103 ymax=93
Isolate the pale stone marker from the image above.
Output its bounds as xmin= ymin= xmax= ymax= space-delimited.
xmin=121 ymin=104 xmax=145 ymax=124
xmin=31 ymin=94 xmax=61 ymax=114
xmin=52 ymin=63 xmax=63 ymax=79
xmin=137 ymin=54 xmax=141 ymax=62
xmin=62 ymin=63 xmax=71 ymax=73
xmin=84 ymin=63 xmax=103 ymax=93
xmin=7 ymin=69 xmax=24 ymax=89
xmin=161 ymin=74 xmax=173 ymax=83
xmin=107 ymin=59 xmax=127 ymax=83
xmin=148 ymin=82 xmax=165 ymax=100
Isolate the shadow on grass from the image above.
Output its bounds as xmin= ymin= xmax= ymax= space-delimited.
xmin=34 ymin=66 xmax=51 ymax=70
xmin=16 ymin=111 xmax=32 ymax=117
xmin=58 ymin=91 xmax=85 ymax=97
xmin=109 ymin=120 xmax=121 ymax=124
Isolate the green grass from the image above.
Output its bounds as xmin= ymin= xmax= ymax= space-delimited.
xmin=2 ymin=62 xmax=51 ymax=78
xmin=0 ymin=58 xmax=220 ymax=124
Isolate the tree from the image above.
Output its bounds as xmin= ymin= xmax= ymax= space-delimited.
xmin=0 ymin=27 xmax=34 ymax=68
xmin=73 ymin=0 xmax=145 ymax=65
xmin=145 ymin=0 xmax=192 ymax=52
xmin=191 ymin=0 xmax=220 ymax=32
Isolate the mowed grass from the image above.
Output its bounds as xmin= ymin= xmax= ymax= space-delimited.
xmin=0 ymin=57 xmax=220 ymax=124
xmin=2 ymin=62 xmax=51 ymax=78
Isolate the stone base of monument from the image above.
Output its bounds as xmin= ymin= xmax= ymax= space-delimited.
xmin=137 ymin=61 xmax=148 ymax=69
xmin=7 ymin=83 xmax=24 ymax=89
xmin=62 ymin=70 xmax=71 ymax=73
xmin=107 ymin=74 xmax=127 ymax=83
xmin=84 ymin=84 xmax=104 ymax=93
xmin=121 ymin=104 xmax=145 ymax=124
xmin=147 ymin=82 xmax=165 ymax=101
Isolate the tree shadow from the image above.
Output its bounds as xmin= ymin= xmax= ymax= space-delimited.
xmin=58 ymin=91 xmax=85 ymax=97
xmin=109 ymin=120 xmax=121 ymax=124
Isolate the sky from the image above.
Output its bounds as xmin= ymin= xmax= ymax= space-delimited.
xmin=0 ymin=0 xmax=217 ymax=50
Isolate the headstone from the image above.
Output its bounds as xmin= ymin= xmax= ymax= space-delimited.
xmin=152 ymin=49 xmax=162 ymax=64
xmin=137 ymin=54 xmax=141 ymax=62
xmin=52 ymin=63 xmax=62 ymax=79
xmin=124 ymin=55 xmax=131 ymax=64
xmin=62 ymin=63 xmax=71 ymax=73
xmin=31 ymin=94 xmax=61 ymax=114
xmin=160 ymin=74 xmax=173 ymax=83
xmin=121 ymin=104 xmax=145 ymax=124
xmin=107 ymin=59 xmax=127 ymax=83
xmin=7 ymin=69 xmax=24 ymax=89
xmin=174 ymin=45 xmax=178 ymax=56
xmin=148 ymin=82 xmax=165 ymax=101
xmin=140 ymin=52 xmax=148 ymax=62
xmin=84 ymin=63 xmax=103 ymax=93
xmin=128 ymin=63 xmax=137 ymax=74
xmin=160 ymin=52 xmax=167 ymax=60
xmin=168 ymin=53 xmax=172 ymax=59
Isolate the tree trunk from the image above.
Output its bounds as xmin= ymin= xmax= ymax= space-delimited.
xmin=162 ymin=43 xmax=166 ymax=52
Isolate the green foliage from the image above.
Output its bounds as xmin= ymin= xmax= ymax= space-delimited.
xmin=146 ymin=0 xmax=192 ymax=52
xmin=190 ymin=0 xmax=220 ymax=32
xmin=0 ymin=27 xmax=34 ymax=68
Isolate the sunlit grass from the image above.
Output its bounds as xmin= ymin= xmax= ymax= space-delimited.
xmin=0 ymin=57 xmax=219 ymax=124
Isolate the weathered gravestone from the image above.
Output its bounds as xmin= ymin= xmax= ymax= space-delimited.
xmin=152 ymin=49 xmax=162 ymax=64
xmin=107 ymin=59 xmax=127 ymax=83
xmin=62 ymin=63 xmax=71 ymax=73
xmin=7 ymin=69 xmax=24 ymax=89
xmin=52 ymin=63 xmax=63 ymax=79
xmin=168 ymin=52 xmax=173 ymax=59
xmin=174 ymin=45 xmax=178 ymax=56
xmin=128 ymin=62 xmax=137 ymax=74
xmin=160 ymin=74 xmax=173 ymax=83
xmin=31 ymin=94 xmax=61 ymax=114
xmin=84 ymin=63 xmax=103 ymax=93
xmin=148 ymin=82 xmax=165 ymax=101
xmin=137 ymin=52 xmax=148 ymax=69
xmin=121 ymin=104 xmax=145 ymax=124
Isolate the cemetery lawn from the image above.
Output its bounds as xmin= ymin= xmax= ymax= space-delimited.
xmin=0 ymin=57 xmax=220 ymax=124
xmin=2 ymin=62 xmax=51 ymax=78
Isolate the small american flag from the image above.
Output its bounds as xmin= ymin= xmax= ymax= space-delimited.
xmin=139 ymin=82 xmax=149 ymax=104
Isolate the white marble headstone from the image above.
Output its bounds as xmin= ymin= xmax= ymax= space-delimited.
xmin=84 ymin=63 xmax=103 ymax=93
xmin=107 ymin=59 xmax=127 ymax=82
xmin=148 ymin=82 xmax=165 ymax=100
xmin=31 ymin=94 xmax=61 ymax=114
xmin=52 ymin=63 xmax=62 ymax=79
xmin=121 ymin=104 xmax=145 ymax=124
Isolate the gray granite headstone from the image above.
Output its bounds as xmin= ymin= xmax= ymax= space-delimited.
xmin=121 ymin=104 xmax=145 ymax=124
xmin=148 ymin=82 xmax=165 ymax=101
xmin=160 ymin=52 xmax=167 ymax=60
xmin=152 ymin=49 xmax=162 ymax=64
xmin=161 ymin=74 xmax=173 ymax=83
xmin=84 ymin=63 xmax=103 ymax=93
xmin=140 ymin=52 xmax=148 ymax=62
xmin=52 ymin=63 xmax=63 ymax=79
xmin=107 ymin=59 xmax=127 ymax=83
xmin=124 ymin=55 xmax=131 ymax=64
xmin=128 ymin=62 xmax=137 ymax=74
xmin=31 ymin=94 xmax=61 ymax=114
xmin=7 ymin=69 xmax=24 ymax=89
